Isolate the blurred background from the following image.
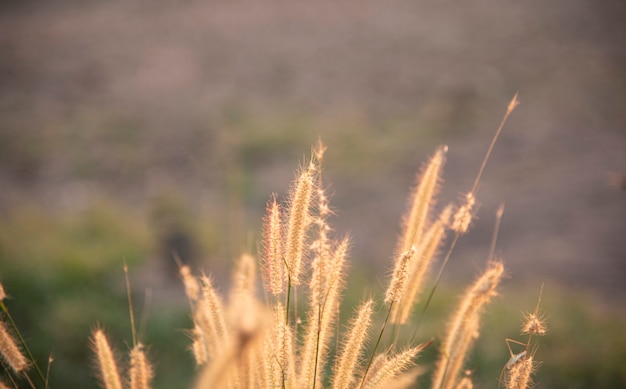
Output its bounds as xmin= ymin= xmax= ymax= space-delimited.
xmin=1 ymin=0 xmax=625 ymax=388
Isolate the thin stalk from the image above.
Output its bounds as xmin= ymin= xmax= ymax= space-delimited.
xmin=470 ymin=93 xmax=518 ymax=194
xmin=359 ymin=301 xmax=394 ymax=389
xmin=311 ymin=304 xmax=323 ymax=389
xmin=285 ymin=276 xmax=292 ymax=326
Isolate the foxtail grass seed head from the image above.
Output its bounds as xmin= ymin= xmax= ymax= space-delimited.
xmin=362 ymin=344 xmax=426 ymax=389
xmin=432 ymin=262 xmax=504 ymax=389
xmin=180 ymin=265 xmax=200 ymax=302
xmin=0 ymin=284 xmax=6 ymax=301
xmin=332 ymin=299 xmax=374 ymax=389
xmin=400 ymin=146 xmax=446 ymax=254
xmin=261 ymin=197 xmax=285 ymax=295
xmin=393 ymin=206 xmax=451 ymax=324
xmin=284 ymin=162 xmax=316 ymax=286
xmin=196 ymin=275 xmax=227 ymax=358
xmin=92 ymin=329 xmax=123 ymax=389
xmin=191 ymin=327 xmax=208 ymax=365
xmin=521 ymin=313 xmax=547 ymax=337
xmin=0 ymin=321 xmax=28 ymax=373
xmin=506 ymin=356 xmax=534 ymax=389
xmin=451 ymin=192 xmax=476 ymax=234
xmin=129 ymin=343 xmax=153 ymax=389
xmin=385 ymin=246 xmax=416 ymax=305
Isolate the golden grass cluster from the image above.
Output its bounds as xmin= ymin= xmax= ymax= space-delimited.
xmin=0 ymin=95 xmax=547 ymax=389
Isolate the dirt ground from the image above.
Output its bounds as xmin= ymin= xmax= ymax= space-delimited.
xmin=1 ymin=0 xmax=625 ymax=301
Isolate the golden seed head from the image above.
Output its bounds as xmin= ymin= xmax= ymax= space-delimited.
xmin=0 ymin=321 xmax=28 ymax=373
xmin=284 ymin=162 xmax=315 ymax=286
xmin=521 ymin=313 xmax=547 ymax=336
xmin=506 ymin=355 xmax=534 ymax=389
xmin=262 ymin=197 xmax=285 ymax=295
xmin=180 ymin=265 xmax=200 ymax=302
xmin=385 ymin=246 xmax=416 ymax=305
xmin=507 ymin=93 xmax=520 ymax=115
xmin=451 ymin=193 xmax=476 ymax=234
xmin=129 ymin=343 xmax=153 ymax=389
xmin=92 ymin=329 xmax=123 ymax=389
xmin=0 ymin=284 xmax=6 ymax=301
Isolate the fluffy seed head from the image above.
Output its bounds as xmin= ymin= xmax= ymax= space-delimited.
xmin=284 ymin=162 xmax=316 ymax=286
xmin=0 ymin=321 xmax=28 ymax=373
xmin=522 ymin=313 xmax=546 ymax=336
xmin=261 ymin=197 xmax=285 ymax=295
xmin=385 ymin=246 xmax=416 ymax=305
xmin=506 ymin=356 xmax=534 ymax=389
xmin=92 ymin=329 xmax=123 ymax=389
xmin=129 ymin=343 xmax=153 ymax=389
xmin=451 ymin=192 xmax=476 ymax=234
xmin=400 ymin=146 xmax=446 ymax=254
xmin=180 ymin=266 xmax=200 ymax=302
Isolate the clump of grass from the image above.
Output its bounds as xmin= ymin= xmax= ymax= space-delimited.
xmin=162 ymin=94 xmax=539 ymax=389
xmin=1 ymin=95 xmax=551 ymax=389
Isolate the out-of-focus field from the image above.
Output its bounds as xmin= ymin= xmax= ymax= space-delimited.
xmin=1 ymin=0 xmax=625 ymax=388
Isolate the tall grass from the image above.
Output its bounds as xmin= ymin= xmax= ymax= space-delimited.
xmin=0 ymin=95 xmax=548 ymax=389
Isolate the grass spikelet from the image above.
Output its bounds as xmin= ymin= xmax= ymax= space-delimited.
xmin=521 ymin=285 xmax=547 ymax=337
xmin=284 ymin=161 xmax=316 ymax=286
xmin=195 ymin=275 xmax=227 ymax=360
xmin=361 ymin=343 xmax=429 ymax=389
xmin=0 ymin=321 xmax=28 ymax=373
xmin=392 ymin=206 xmax=452 ymax=324
xmin=332 ymin=299 xmax=374 ymax=389
xmin=385 ymin=246 xmax=416 ymax=305
xmin=92 ymin=329 xmax=123 ymax=389
xmin=0 ymin=284 xmax=6 ymax=301
xmin=180 ymin=265 xmax=200 ymax=302
xmin=505 ymin=356 xmax=534 ymax=389
xmin=129 ymin=343 xmax=153 ymax=389
xmin=451 ymin=193 xmax=475 ymax=235
xmin=261 ymin=197 xmax=285 ymax=296
xmin=400 ymin=146 xmax=447 ymax=254
xmin=309 ymin=165 xmax=333 ymax=311
xmin=191 ymin=327 xmax=208 ymax=365
xmin=431 ymin=261 xmax=504 ymax=389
